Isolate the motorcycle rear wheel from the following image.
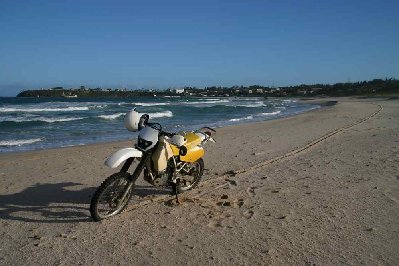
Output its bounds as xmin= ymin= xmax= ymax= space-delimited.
xmin=90 ymin=172 xmax=133 ymax=221
xmin=177 ymin=158 xmax=204 ymax=193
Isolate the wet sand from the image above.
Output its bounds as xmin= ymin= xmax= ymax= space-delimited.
xmin=0 ymin=97 xmax=398 ymax=265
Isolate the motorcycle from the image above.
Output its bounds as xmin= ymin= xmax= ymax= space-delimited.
xmin=90 ymin=108 xmax=216 ymax=221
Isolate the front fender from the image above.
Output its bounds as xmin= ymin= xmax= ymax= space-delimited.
xmin=105 ymin=148 xmax=142 ymax=168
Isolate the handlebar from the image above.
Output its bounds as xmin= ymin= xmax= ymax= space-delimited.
xmin=139 ymin=113 xmax=177 ymax=137
xmin=138 ymin=113 xmax=215 ymax=142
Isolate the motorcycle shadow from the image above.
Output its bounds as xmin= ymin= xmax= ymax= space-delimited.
xmin=0 ymin=182 xmax=171 ymax=223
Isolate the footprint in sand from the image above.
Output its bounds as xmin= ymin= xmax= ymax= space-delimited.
xmin=233 ymin=198 xmax=245 ymax=208
xmin=207 ymin=219 xmax=223 ymax=229
xmin=246 ymin=186 xmax=257 ymax=197
xmin=224 ymin=170 xmax=237 ymax=177
xmin=217 ymin=201 xmax=232 ymax=207
xmin=243 ymin=210 xmax=254 ymax=219
xmin=226 ymin=178 xmax=238 ymax=187
xmin=207 ymin=214 xmax=231 ymax=229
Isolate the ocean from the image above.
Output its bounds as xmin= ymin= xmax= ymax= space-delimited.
xmin=0 ymin=97 xmax=319 ymax=153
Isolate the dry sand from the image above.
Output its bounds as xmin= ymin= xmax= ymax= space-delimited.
xmin=0 ymin=97 xmax=398 ymax=265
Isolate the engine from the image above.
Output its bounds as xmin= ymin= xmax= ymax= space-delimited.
xmin=153 ymin=171 xmax=170 ymax=187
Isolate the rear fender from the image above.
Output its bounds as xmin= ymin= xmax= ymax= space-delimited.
xmin=105 ymin=148 xmax=142 ymax=168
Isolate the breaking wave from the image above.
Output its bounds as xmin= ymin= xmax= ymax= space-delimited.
xmin=258 ymin=110 xmax=281 ymax=116
xmin=0 ymin=138 xmax=42 ymax=146
xmin=229 ymin=115 xmax=254 ymax=122
xmin=33 ymin=117 xmax=84 ymax=123
xmin=98 ymin=113 xmax=125 ymax=120
xmin=0 ymin=116 xmax=85 ymax=123
xmin=237 ymin=101 xmax=265 ymax=108
xmin=184 ymin=100 xmax=230 ymax=105
xmin=0 ymin=106 xmax=90 ymax=112
xmin=135 ymin=102 xmax=170 ymax=106
xmin=147 ymin=111 xmax=173 ymax=118
xmin=228 ymin=110 xmax=281 ymax=122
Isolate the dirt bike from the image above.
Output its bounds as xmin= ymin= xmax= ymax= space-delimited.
xmin=90 ymin=109 xmax=216 ymax=221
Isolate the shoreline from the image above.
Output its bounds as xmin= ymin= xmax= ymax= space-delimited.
xmin=1 ymin=97 xmax=398 ymax=265
xmin=0 ymin=98 xmax=332 ymax=156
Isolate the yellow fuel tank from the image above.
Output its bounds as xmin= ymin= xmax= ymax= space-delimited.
xmin=170 ymin=132 xmax=204 ymax=162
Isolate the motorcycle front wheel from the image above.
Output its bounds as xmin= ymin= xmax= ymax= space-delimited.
xmin=90 ymin=172 xmax=133 ymax=221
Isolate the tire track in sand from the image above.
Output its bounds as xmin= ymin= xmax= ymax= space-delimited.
xmin=192 ymin=103 xmax=382 ymax=198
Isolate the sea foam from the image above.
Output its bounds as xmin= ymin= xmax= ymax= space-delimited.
xmin=0 ymin=116 xmax=85 ymax=123
xmin=184 ymin=100 xmax=230 ymax=105
xmin=229 ymin=115 xmax=254 ymax=122
xmin=0 ymin=138 xmax=42 ymax=146
xmin=0 ymin=106 xmax=90 ymax=112
xmin=237 ymin=101 xmax=265 ymax=108
xmin=98 ymin=110 xmax=173 ymax=120
xmin=98 ymin=113 xmax=125 ymax=120
xmin=258 ymin=110 xmax=281 ymax=116
xmin=147 ymin=111 xmax=173 ymax=118
xmin=38 ymin=117 xmax=85 ymax=123
xmin=135 ymin=102 xmax=170 ymax=106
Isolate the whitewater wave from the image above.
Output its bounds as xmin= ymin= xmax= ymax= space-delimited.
xmin=258 ymin=110 xmax=281 ymax=116
xmin=36 ymin=117 xmax=84 ymax=123
xmin=227 ymin=110 xmax=281 ymax=122
xmin=184 ymin=100 xmax=230 ymax=105
xmin=93 ymin=105 xmax=108 ymax=109
xmin=147 ymin=111 xmax=173 ymax=118
xmin=237 ymin=101 xmax=265 ymax=108
xmin=0 ymin=138 xmax=42 ymax=147
xmin=98 ymin=113 xmax=125 ymax=120
xmin=0 ymin=106 xmax=90 ymax=112
xmin=229 ymin=115 xmax=254 ymax=122
xmin=0 ymin=116 xmax=85 ymax=123
xmin=135 ymin=102 xmax=170 ymax=106
xmin=203 ymin=98 xmax=222 ymax=101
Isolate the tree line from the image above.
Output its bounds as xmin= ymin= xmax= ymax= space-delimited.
xmin=17 ymin=78 xmax=399 ymax=98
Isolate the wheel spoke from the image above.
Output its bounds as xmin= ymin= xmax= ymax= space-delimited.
xmin=177 ymin=160 xmax=202 ymax=191
xmin=95 ymin=176 xmax=131 ymax=219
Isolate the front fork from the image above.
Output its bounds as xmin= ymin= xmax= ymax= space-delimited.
xmin=118 ymin=152 xmax=180 ymax=204
xmin=117 ymin=152 xmax=150 ymax=207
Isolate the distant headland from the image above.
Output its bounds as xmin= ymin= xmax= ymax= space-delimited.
xmin=17 ymin=78 xmax=399 ymax=98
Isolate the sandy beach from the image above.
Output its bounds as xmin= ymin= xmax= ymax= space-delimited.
xmin=0 ymin=97 xmax=398 ymax=265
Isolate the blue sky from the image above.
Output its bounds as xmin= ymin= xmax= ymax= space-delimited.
xmin=1 ymin=0 xmax=398 ymax=96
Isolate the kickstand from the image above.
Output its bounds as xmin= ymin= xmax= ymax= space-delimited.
xmin=172 ymin=182 xmax=180 ymax=204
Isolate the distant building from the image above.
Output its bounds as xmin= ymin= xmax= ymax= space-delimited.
xmin=174 ymin=89 xmax=185 ymax=94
